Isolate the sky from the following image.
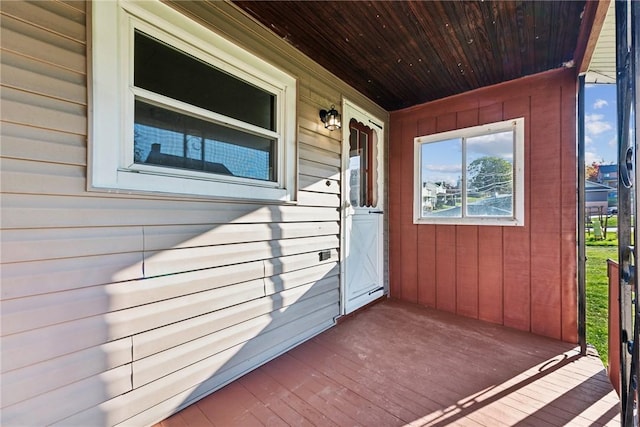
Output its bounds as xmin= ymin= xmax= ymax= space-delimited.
xmin=421 ymin=131 xmax=514 ymax=186
xmin=584 ymin=83 xmax=618 ymax=165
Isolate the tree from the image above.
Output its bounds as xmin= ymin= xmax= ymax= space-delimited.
xmin=586 ymin=161 xmax=600 ymax=182
xmin=467 ymin=156 xmax=512 ymax=195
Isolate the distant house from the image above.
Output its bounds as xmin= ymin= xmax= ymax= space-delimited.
xmin=596 ymin=164 xmax=618 ymax=207
xmin=598 ymin=164 xmax=618 ymax=188
xmin=586 ymin=180 xmax=615 ymax=213
xmin=421 ymin=181 xmax=446 ymax=212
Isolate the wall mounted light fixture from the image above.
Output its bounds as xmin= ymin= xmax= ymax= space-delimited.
xmin=319 ymin=105 xmax=341 ymax=131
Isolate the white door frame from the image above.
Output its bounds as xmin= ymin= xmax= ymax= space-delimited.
xmin=340 ymin=98 xmax=386 ymax=315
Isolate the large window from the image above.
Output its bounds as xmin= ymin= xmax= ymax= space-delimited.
xmin=413 ymin=118 xmax=525 ymax=226
xmin=90 ymin=1 xmax=296 ymax=201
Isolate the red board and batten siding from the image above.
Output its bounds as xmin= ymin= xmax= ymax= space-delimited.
xmin=389 ymin=68 xmax=578 ymax=343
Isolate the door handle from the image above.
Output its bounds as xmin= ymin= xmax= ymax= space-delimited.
xmin=369 ymin=210 xmax=384 ymax=214
xmin=368 ymin=286 xmax=384 ymax=295
xmin=620 ymin=146 xmax=634 ymax=189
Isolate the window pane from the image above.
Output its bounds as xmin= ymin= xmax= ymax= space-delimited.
xmin=348 ymin=127 xmax=362 ymax=207
xmin=420 ymin=139 xmax=462 ymax=217
xmin=134 ymin=31 xmax=276 ymax=131
xmin=465 ymin=131 xmax=514 ymax=217
xmin=134 ymin=100 xmax=275 ymax=181
xmin=349 ymin=120 xmax=378 ymax=208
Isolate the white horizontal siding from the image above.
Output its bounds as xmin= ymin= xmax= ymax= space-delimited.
xmin=0 ymin=0 xmax=388 ymax=425
xmin=300 ymin=173 xmax=340 ymax=194
xmin=2 ymin=314 xmax=116 ymax=373
xmin=1 ymin=157 xmax=87 ymax=195
xmin=144 ymin=234 xmax=339 ymax=277
xmin=2 ymin=258 xmax=338 ymax=371
xmin=1 ymin=226 xmax=143 ymax=264
xmin=143 ymin=221 xmax=338 ymax=251
xmin=132 ymin=272 xmax=338 ymax=360
xmin=299 ymin=158 xmax=340 ymax=181
xmin=57 ymin=307 xmax=337 ymax=427
xmin=132 ymin=287 xmax=337 ymax=388
xmin=2 ymin=364 xmax=132 ymax=426
xmin=2 ymin=277 xmax=264 ymax=370
xmin=1 ymin=252 xmax=145 ymax=299
xmin=299 ymin=127 xmax=341 ymax=155
xmin=299 ymin=142 xmax=341 ymax=167
xmin=297 ymin=190 xmax=341 ymax=207
xmin=1 ymin=261 xmax=262 ymax=335
xmin=264 ymin=249 xmax=339 ymax=277
xmin=265 ymin=263 xmax=339 ymax=295
xmin=1 ymin=86 xmax=86 ymax=134
xmin=1 ymin=122 xmax=86 ymax=166
xmin=1 ymin=338 xmax=131 ymax=407
xmin=2 ymin=245 xmax=338 ymax=301
xmin=1 ymin=194 xmax=340 ymax=229
xmin=1 ymin=1 xmax=86 ymax=43
xmin=2 ymin=221 xmax=339 ymax=265
xmin=1 ymin=49 xmax=86 ymax=105
xmin=58 ymin=1 xmax=86 ymax=14
xmin=0 ymin=12 xmax=85 ymax=73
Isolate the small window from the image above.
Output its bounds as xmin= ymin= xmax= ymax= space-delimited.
xmin=90 ymin=1 xmax=296 ymax=201
xmin=414 ymin=118 xmax=525 ymax=226
xmin=348 ymin=118 xmax=378 ymax=207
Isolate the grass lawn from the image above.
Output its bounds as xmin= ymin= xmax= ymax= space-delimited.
xmin=586 ymin=243 xmax=617 ymax=366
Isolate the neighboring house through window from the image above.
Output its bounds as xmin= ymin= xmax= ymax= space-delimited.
xmin=90 ymin=0 xmax=297 ymax=201
xmin=413 ymin=118 xmax=525 ymax=226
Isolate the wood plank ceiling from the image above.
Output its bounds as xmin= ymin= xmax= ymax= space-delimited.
xmin=233 ymin=0 xmax=588 ymax=111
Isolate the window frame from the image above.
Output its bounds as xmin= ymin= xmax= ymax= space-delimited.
xmin=90 ymin=0 xmax=297 ymax=202
xmin=413 ymin=118 xmax=525 ymax=226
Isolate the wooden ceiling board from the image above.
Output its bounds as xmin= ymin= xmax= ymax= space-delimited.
xmin=233 ymin=0 xmax=587 ymax=111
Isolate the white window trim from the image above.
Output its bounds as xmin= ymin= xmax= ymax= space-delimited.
xmin=90 ymin=0 xmax=297 ymax=202
xmin=413 ymin=117 xmax=525 ymax=226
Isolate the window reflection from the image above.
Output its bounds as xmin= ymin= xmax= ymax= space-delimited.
xmin=134 ymin=100 xmax=275 ymax=181
xmin=420 ymin=139 xmax=462 ymax=217
xmin=419 ymin=131 xmax=514 ymax=218
xmin=349 ymin=119 xmax=377 ymax=207
xmin=465 ymin=131 xmax=514 ymax=217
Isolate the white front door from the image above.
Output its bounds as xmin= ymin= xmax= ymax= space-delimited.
xmin=342 ymin=100 xmax=385 ymax=314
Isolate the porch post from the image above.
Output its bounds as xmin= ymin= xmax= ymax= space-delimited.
xmin=577 ymin=74 xmax=587 ymax=356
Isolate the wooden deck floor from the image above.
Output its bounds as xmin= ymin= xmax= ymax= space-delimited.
xmin=156 ymin=299 xmax=620 ymax=427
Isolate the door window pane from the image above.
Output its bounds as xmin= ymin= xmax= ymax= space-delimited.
xmin=349 ymin=119 xmax=378 ymax=207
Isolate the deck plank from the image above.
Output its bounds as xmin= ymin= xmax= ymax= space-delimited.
xmin=194 ymin=381 xmax=266 ymax=427
xmin=237 ymin=370 xmax=317 ymax=427
xmin=154 ymin=300 xmax=620 ymax=427
xmin=260 ymin=355 xmax=364 ymax=426
xmin=176 ymin=404 xmax=214 ymax=427
xmin=289 ymin=341 xmax=424 ymax=422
